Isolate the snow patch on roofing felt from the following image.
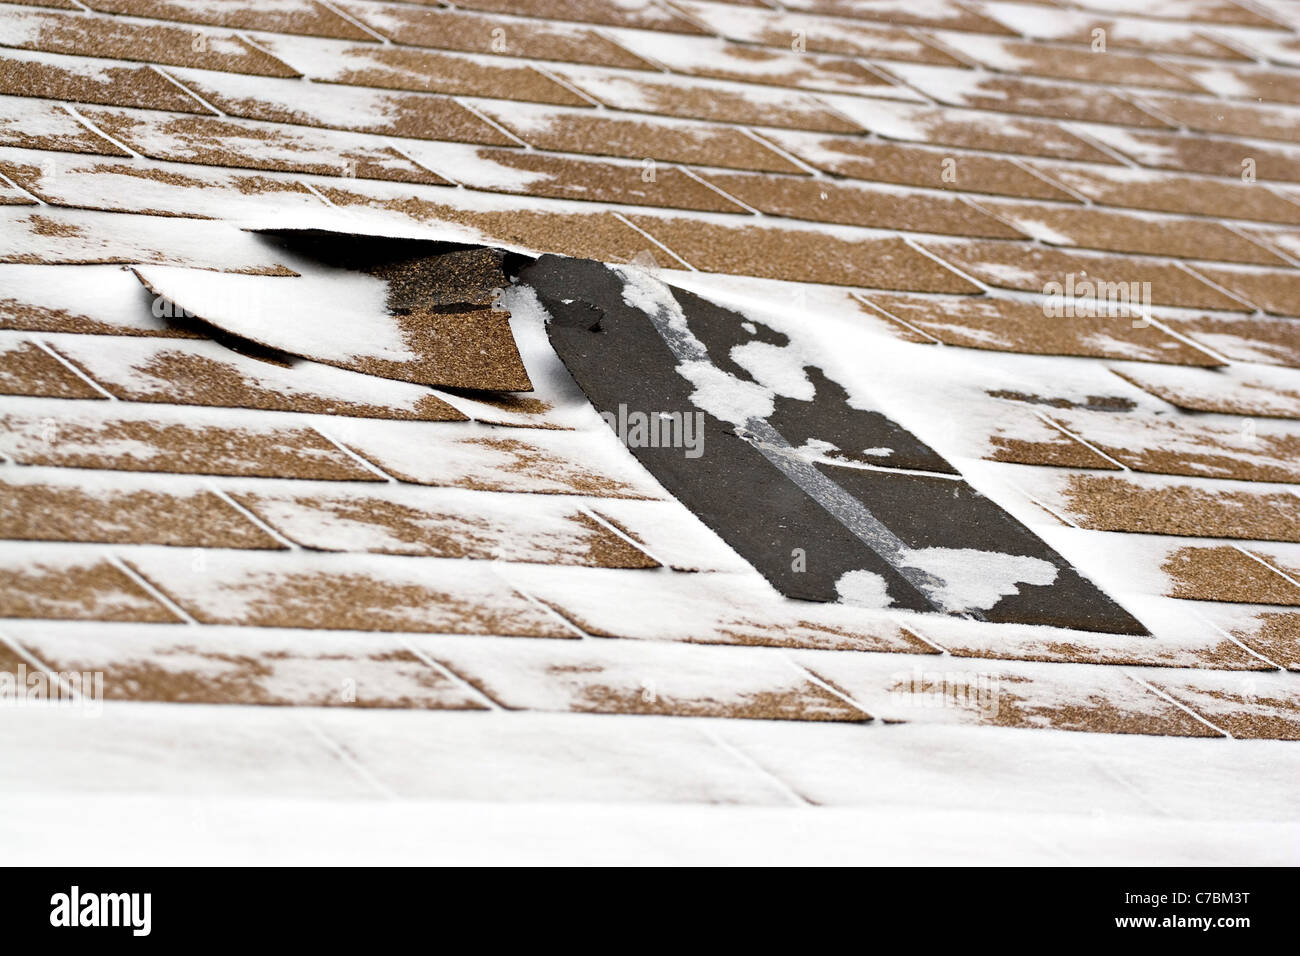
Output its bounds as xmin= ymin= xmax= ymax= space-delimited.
xmin=900 ymin=546 xmax=1060 ymax=613
xmin=834 ymin=568 xmax=895 ymax=609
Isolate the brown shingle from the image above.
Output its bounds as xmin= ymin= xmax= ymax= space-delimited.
xmin=1051 ymin=408 xmax=1300 ymax=483
xmin=613 ymin=32 xmax=899 ymax=95
xmin=1111 ymin=365 xmax=1300 ymax=419
xmin=848 ymin=103 xmax=1123 ymax=164
xmin=0 ymin=410 xmax=385 ymax=480
xmin=1192 ymin=264 xmax=1300 ymax=317
xmin=921 ymin=240 xmax=1251 ymax=310
xmin=460 ymin=149 xmax=747 ymax=212
xmin=1162 ymin=545 xmax=1300 ymax=605
xmin=629 ymin=215 xmax=981 ymax=290
xmin=0 ymin=340 xmax=103 ymax=398
xmin=340 ymin=3 xmax=656 ymax=70
xmin=287 ymin=42 xmax=591 ymax=105
xmin=0 ymin=207 xmax=296 ymax=273
xmin=700 ymin=172 xmax=1024 ymax=237
xmin=768 ymin=133 xmax=1077 ymax=200
xmin=0 ymin=50 xmax=209 ymax=113
xmin=860 ymin=292 xmax=1219 ymax=364
xmin=1134 ymin=91 xmax=1300 ymax=144
xmin=0 ymin=476 xmax=285 ymax=549
xmin=1177 ymin=61 xmax=1300 ymax=107
xmin=24 ymin=630 xmax=490 ymax=709
xmin=80 ymin=107 xmax=450 ymax=185
xmin=1097 ymin=128 xmax=1300 ymax=182
xmin=479 ymin=103 xmax=803 ymax=174
xmin=1049 ymin=473 xmax=1300 ymax=542
xmin=673 ymin=0 xmax=964 ymax=64
xmin=1224 ymin=611 xmax=1300 ymax=670
xmin=779 ymin=0 xmax=1013 ymax=35
xmin=48 ymin=336 xmax=468 ymax=422
xmin=1149 ymin=674 xmax=1300 ymax=740
xmin=340 ymin=422 xmax=663 ymax=498
xmin=169 ymin=69 xmax=518 ymax=146
xmin=0 ymin=8 xmax=301 ymax=76
xmin=1 ymin=155 xmax=329 ymax=220
xmin=887 ymin=65 xmax=1171 ymax=127
xmin=0 ymin=554 xmax=179 ymax=622
xmin=431 ymin=637 xmax=871 ymax=721
xmin=0 ymin=263 xmax=205 ymax=338
xmin=80 ymin=0 xmax=374 ymax=39
xmin=984 ymin=9 xmax=1249 ymax=59
xmin=801 ymin=654 xmax=1222 ymax=737
xmin=445 ymin=0 xmax=709 ymax=34
xmin=972 ymin=200 xmax=1286 ymax=265
xmin=554 ymin=69 xmax=862 ymax=133
xmin=126 ymin=550 xmax=576 ymax=636
xmin=319 ymin=184 xmax=675 ymax=262
xmin=1162 ymin=312 xmax=1300 ymax=368
xmin=233 ymin=487 xmax=659 ymax=567
xmin=954 ymin=36 xmax=1201 ymax=91
xmin=1025 ymin=161 xmax=1300 ymax=225
xmin=977 ymin=402 xmax=1122 ymax=470
xmin=0 ymin=96 xmax=127 ymax=157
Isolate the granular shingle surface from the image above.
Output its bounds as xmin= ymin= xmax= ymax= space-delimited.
xmin=2 ymin=0 xmax=1299 ymax=866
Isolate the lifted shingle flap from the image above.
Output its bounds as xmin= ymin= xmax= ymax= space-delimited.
xmin=519 ymin=254 xmax=1147 ymax=635
xmin=133 ymin=229 xmax=532 ymax=391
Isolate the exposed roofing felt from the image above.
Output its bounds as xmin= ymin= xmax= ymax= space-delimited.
xmin=1 ymin=0 xmax=1299 ymax=863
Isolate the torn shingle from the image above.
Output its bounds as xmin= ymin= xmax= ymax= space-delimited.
xmin=133 ymin=233 xmax=532 ymax=390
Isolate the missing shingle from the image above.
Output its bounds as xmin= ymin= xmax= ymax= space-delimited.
xmin=520 ymin=254 xmax=1147 ymax=635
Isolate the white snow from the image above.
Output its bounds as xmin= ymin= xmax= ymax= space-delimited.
xmin=834 ymin=569 xmax=894 ymax=608
xmin=900 ymin=546 xmax=1059 ymax=612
